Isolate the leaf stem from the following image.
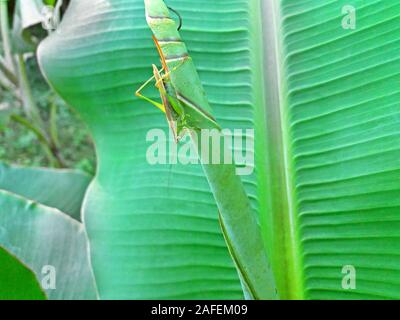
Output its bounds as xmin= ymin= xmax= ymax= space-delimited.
xmin=16 ymin=55 xmax=45 ymax=127
xmin=260 ymin=0 xmax=305 ymax=299
xmin=0 ymin=55 xmax=18 ymax=86
xmin=11 ymin=114 xmax=64 ymax=168
xmin=0 ymin=0 xmax=16 ymax=73
xmin=49 ymin=95 xmax=60 ymax=149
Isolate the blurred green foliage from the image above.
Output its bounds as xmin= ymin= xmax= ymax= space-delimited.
xmin=0 ymin=0 xmax=93 ymax=174
xmin=0 ymin=53 xmax=95 ymax=175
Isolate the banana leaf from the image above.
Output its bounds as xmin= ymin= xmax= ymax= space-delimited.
xmin=0 ymin=162 xmax=91 ymax=220
xmin=261 ymin=0 xmax=400 ymax=299
xmin=0 ymin=190 xmax=97 ymax=300
xmin=0 ymin=247 xmax=46 ymax=300
xmin=38 ymin=0 xmax=400 ymax=300
xmin=38 ymin=0 xmax=255 ymax=299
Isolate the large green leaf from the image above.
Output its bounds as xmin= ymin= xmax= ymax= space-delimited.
xmin=261 ymin=0 xmax=400 ymax=299
xmin=38 ymin=0 xmax=267 ymax=299
xmin=0 ymin=247 xmax=46 ymax=300
xmin=0 ymin=190 xmax=97 ymax=299
xmin=0 ymin=162 xmax=91 ymax=220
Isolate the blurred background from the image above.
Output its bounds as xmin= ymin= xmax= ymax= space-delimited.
xmin=0 ymin=0 xmax=95 ymax=174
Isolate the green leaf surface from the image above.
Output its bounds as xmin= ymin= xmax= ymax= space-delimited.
xmin=262 ymin=0 xmax=400 ymax=299
xmin=0 ymin=190 xmax=97 ymax=300
xmin=0 ymin=105 xmax=12 ymax=129
xmin=38 ymin=0 xmax=266 ymax=299
xmin=0 ymin=246 xmax=46 ymax=300
xmin=0 ymin=162 xmax=91 ymax=220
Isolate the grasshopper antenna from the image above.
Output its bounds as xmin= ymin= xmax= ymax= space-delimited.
xmin=167 ymin=6 xmax=182 ymax=31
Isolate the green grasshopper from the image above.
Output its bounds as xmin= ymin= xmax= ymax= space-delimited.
xmin=135 ymin=7 xmax=220 ymax=142
xmin=135 ymin=36 xmax=190 ymax=142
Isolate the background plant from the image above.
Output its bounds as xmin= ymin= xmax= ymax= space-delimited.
xmin=0 ymin=0 xmax=94 ymax=174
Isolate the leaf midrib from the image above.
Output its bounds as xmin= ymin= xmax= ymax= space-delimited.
xmin=261 ymin=0 xmax=305 ymax=299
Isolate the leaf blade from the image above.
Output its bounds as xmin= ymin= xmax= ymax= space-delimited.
xmin=0 ymin=246 xmax=46 ymax=300
xmin=0 ymin=162 xmax=91 ymax=220
xmin=263 ymin=0 xmax=400 ymax=299
xmin=0 ymin=190 xmax=97 ymax=300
